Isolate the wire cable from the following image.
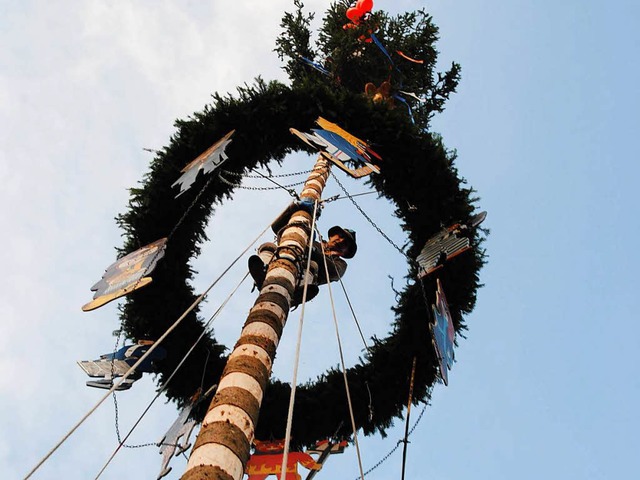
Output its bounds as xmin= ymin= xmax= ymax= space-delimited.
xmin=322 ymin=191 xmax=376 ymax=203
xmin=330 ymin=171 xmax=407 ymax=258
xmin=93 ymin=272 xmax=249 ymax=479
xmin=328 ymin=172 xmax=436 ymax=343
xmin=279 ymin=199 xmax=320 ymax=480
xmin=354 ymin=402 xmax=429 ymax=480
xmin=318 ymin=234 xmax=366 ymax=480
xmin=104 ymin=163 xmax=231 ymax=427
xmin=24 ymin=224 xmax=270 ymax=479
xmin=333 ymin=274 xmax=371 ymax=354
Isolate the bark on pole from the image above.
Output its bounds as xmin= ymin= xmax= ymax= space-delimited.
xmin=182 ymin=155 xmax=331 ymax=480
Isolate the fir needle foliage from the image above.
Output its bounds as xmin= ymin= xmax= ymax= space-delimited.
xmin=115 ymin=1 xmax=485 ymax=447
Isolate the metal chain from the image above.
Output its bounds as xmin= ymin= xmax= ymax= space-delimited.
xmin=328 ymin=173 xmax=443 ymax=426
xmin=112 ymin=392 xmax=123 ymax=444
xmin=218 ymin=174 xmax=279 ymax=190
xmin=324 ymin=169 xmax=434 ymax=479
xmin=218 ymin=170 xmax=325 ymax=194
xmin=408 ymin=402 xmax=428 ymax=436
xmin=221 ymin=168 xmax=312 ymax=178
xmin=109 ymin=332 xmax=123 ymax=390
xmin=327 ymin=172 xmax=439 ymax=480
xmin=360 ymin=440 xmax=403 ymax=478
xmin=354 ymin=403 xmax=428 ymax=479
xmin=250 ymin=168 xmax=304 ymax=199
xmin=330 ymin=172 xmax=407 ymax=258
xmin=112 ymin=392 xmax=155 ymax=449
xmin=111 ymin=378 xmax=194 ymax=450
xmin=99 ymin=275 xmax=252 ymax=476
xmin=108 ymin=170 xmax=221 ymax=445
xmin=328 ymin=172 xmax=434 ymax=317
xmin=218 ymin=171 xmax=296 ymax=195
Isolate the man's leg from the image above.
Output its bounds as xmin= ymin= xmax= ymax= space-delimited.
xmin=248 ymin=242 xmax=277 ymax=290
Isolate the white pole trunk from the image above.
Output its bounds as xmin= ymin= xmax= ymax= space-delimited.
xmin=181 ymin=156 xmax=331 ymax=480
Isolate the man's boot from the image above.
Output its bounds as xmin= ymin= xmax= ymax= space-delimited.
xmin=248 ymin=242 xmax=277 ymax=290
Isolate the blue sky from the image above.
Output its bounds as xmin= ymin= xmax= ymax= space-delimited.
xmin=2 ymin=1 xmax=638 ymax=479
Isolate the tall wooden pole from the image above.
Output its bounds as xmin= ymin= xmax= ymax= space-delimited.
xmin=182 ymin=155 xmax=331 ymax=480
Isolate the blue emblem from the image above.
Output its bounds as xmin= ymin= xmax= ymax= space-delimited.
xmin=290 ymin=117 xmax=382 ymax=178
xmin=431 ymin=279 xmax=455 ymax=385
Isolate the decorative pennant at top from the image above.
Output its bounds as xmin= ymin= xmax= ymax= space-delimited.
xmin=391 ymin=94 xmax=415 ymax=124
xmin=82 ymin=238 xmax=168 ymax=311
xmin=397 ymin=90 xmax=423 ymax=102
xmin=396 ymin=50 xmax=424 ymax=64
xmin=290 ymin=117 xmax=382 ymax=178
xmin=172 ymin=130 xmax=235 ymax=198
xmin=299 ymin=55 xmax=332 ymax=77
xmin=369 ymin=32 xmax=396 ymax=66
xmin=246 ymin=439 xmax=322 ymax=480
xmin=416 ymin=211 xmax=487 ymax=278
xmin=431 ymin=279 xmax=455 ymax=385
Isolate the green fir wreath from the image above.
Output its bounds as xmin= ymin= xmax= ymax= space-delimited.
xmin=115 ymin=1 xmax=485 ymax=447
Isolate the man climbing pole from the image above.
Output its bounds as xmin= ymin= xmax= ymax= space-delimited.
xmin=248 ymin=199 xmax=358 ymax=305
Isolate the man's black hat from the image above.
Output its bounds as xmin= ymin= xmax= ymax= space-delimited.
xmin=328 ymin=226 xmax=358 ymax=258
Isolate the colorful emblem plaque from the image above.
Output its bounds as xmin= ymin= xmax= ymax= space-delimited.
xmin=416 ymin=211 xmax=487 ymax=278
xmin=431 ymin=279 xmax=455 ymax=385
xmin=291 ymin=117 xmax=381 ymax=178
xmin=82 ymin=238 xmax=167 ymax=311
xmin=172 ymin=130 xmax=235 ymax=197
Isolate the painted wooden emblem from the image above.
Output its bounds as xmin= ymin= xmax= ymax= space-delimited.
xmin=416 ymin=211 xmax=487 ymax=278
xmin=246 ymin=439 xmax=322 ymax=480
xmin=431 ymin=279 xmax=455 ymax=385
xmin=172 ymin=130 xmax=235 ymax=197
xmin=77 ymin=341 xmax=166 ymax=390
xmin=290 ymin=117 xmax=382 ymax=178
xmin=157 ymin=402 xmax=198 ymax=478
xmin=82 ymin=238 xmax=167 ymax=311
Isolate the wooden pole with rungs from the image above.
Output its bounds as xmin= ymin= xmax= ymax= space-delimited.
xmin=181 ymin=155 xmax=331 ymax=480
